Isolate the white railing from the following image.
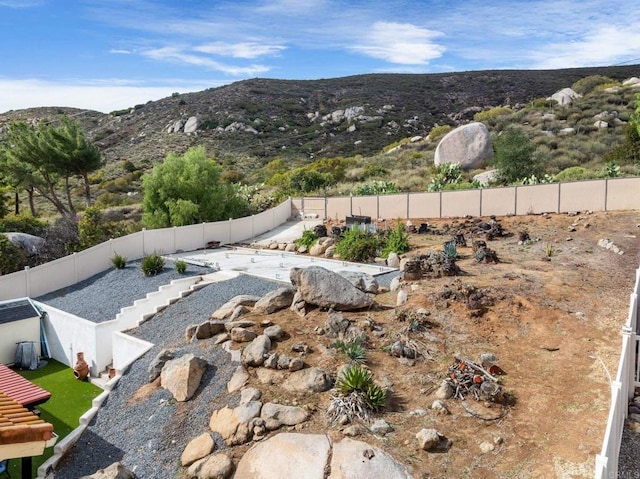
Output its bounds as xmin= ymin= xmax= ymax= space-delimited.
xmin=0 ymin=199 xmax=293 ymax=302
xmin=595 ymin=267 xmax=640 ymax=479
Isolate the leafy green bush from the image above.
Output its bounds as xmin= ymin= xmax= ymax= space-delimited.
xmin=141 ymin=253 xmax=165 ymax=276
xmin=428 ymin=125 xmax=452 ymax=141
xmin=428 ymin=163 xmax=463 ymax=191
xmin=352 ymin=180 xmax=400 ymax=196
xmin=492 ymin=128 xmax=541 ymax=184
xmin=473 ymin=107 xmax=512 ymax=123
xmin=0 ymin=213 xmax=47 ymax=235
xmin=572 ymin=75 xmax=613 ymax=95
xmin=175 ymin=260 xmax=187 ymax=274
xmin=296 ymin=229 xmax=319 ymax=249
xmin=335 ymin=227 xmax=382 ymax=262
xmin=111 ymin=253 xmax=127 ymax=269
xmin=78 ymin=206 xmax=105 ymax=248
xmin=382 ymin=221 xmax=410 ymax=258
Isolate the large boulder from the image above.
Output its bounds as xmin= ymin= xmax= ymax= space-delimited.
xmin=472 ymin=169 xmax=499 ymax=187
xmin=328 ymin=437 xmax=413 ymax=479
xmin=548 ymin=87 xmax=581 ymax=106
xmin=233 ymin=434 xmax=413 ymax=479
xmin=254 ymin=287 xmax=295 ymax=314
xmin=233 ymin=433 xmax=331 ymax=479
xmin=434 ymin=122 xmax=492 ymax=171
xmin=187 ymin=453 xmax=233 ymax=479
xmin=183 ymin=116 xmax=199 ymax=133
xmin=290 ymin=266 xmax=374 ymax=311
xmin=3 ymin=232 xmax=45 ymax=255
xmin=160 ymin=354 xmax=208 ymax=401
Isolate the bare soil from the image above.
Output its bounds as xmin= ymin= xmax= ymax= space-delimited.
xmin=226 ymin=210 xmax=640 ymax=479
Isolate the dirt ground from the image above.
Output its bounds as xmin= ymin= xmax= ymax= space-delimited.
xmin=231 ymin=210 xmax=640 ymax=479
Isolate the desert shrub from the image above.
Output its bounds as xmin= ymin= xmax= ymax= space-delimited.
xmin=474 ymin=107 xmax=512 ymax=123
xmin=572 ymin=75 xmax=613 ymax=95
xmin=0 ymin=213 xmax=47 ymax=235
xmin=335 ymin=227 xmax=383 ymax=262
xmin=121 ymin=160 xmax=137 ymax=173
xmin=352 ymin=180 xmax=399 ymax=196
xmin=336 ymin=364 xmax=386 ymax=410
xmin=141 ymin=252 xmax=165 ymax=276
xmin=296 ymin=229 xmax=319 ymax=249
xmin=175 ymin=260 xmax=187 ymax=274
xmin=329 ymin=335 xmax=367 ymax=364
xmin=362 ymin=163 xmax=388 ymax=179
xmin=0 ymin=234 xmax=26 ymax=274
xmin=382 ymin=221 xmax=410 ymax=258
xmin=427 ymin=163 xmax=463 ymax=191
xmin=428 ymin=125 xmax=452 ymax=141
xmin=556 ymin=166 xmax=593 ymax=182
xmin=288 ymin=169 xmax=332 ymax=193
xmin=492 ymin=127 xmax=541 ymax=184
xmin=111 ymin=253 xmax=127 ymax=269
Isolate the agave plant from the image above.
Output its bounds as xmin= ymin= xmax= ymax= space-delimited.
xmin=329 ymin=334 xmax=367 ymax=364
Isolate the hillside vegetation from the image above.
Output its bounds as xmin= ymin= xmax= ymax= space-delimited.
xmin=0 ymin=66 xmax=639 ymax=271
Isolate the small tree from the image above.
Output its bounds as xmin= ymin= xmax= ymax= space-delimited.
xmin=142 ymin=147 xmax=249 ymax=228
xmin=492 ymin=128 xmax=541 ymax=184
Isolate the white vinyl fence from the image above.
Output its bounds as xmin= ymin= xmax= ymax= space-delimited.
xmin=594 ymin=267 xmax=640 ymax=479
xmin=0 ymin=199 xmax=292 ymax=302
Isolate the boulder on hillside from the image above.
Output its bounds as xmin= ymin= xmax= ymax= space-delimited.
xmin=3 ymin=232 xmax=45 ymax=256
xmin=472 ymin=169 xmax=499 ymax=187
xmin=329 ymin=437 xmax=414 ymax=478
xmin=290 ymin=266 xmax=374 ymax=311
xmin=160 ymin=354 xmax=207 ymax=401
xmin=183 ymin=116 xmax=199 ymax=133
xmin=548 ymin=87 xmax=581 ymax=106
xmin=434 ymin=122 xmax=493 ymax=171
xmin=209 ymin=401 xmax=262 ymax=446
xmin=242 ymin=335 xmax=272 ymax=367
xmin=181 ymin=433 xmax=215 ymax=467
xmin=254 ymin=287 xmax=295 ymax=314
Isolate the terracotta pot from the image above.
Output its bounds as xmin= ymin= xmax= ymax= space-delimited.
xmin=74 ymin=352 xmax=89 ymax=380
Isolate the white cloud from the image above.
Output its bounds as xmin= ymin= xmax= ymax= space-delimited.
xmin=531 ymin=23 xmax=640 ymax=69
xmin=0 ymin=78 xmax=225 ymax=114
xmin=193 ymin=42 xmax=286 ymax=59
xmin=109 ymin=49 xmax=133 ymax=55
xmin=350 ymin=22 xmax=445 ymax=65
xmin=141 ymin=47 xmax=272 ymax=75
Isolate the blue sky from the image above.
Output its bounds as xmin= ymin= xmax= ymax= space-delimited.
xmin=1 ymin=0 xmax=639 ymax=114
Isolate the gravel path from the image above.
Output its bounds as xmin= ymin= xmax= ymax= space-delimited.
xmin=36 ymin=261 xmax=211 ymax=323
xmin=618 ymin=422 xmax=640 ymax=476
xmin=52 ymin=273 xmax=282 ymax=479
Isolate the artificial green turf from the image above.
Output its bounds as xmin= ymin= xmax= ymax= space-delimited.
xmin=7 ymin=359 xmax=102 ymax=478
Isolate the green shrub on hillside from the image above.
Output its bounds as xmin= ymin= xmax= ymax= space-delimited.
xmin=474 ymin=107 xmax=513 ymax=123
xmin=428 ymin=125 xmax=452 ymax=142
xmin=0 ymin=214 xmax=47 ymax=235
xmin=572 ymin=75 xmax=613 ymax=95
xmin=352 ymin=180 xmax=399 ymax=196
xmin=492 ymin=128 xmax=541 ymax=184
xmin=381 ymin=221 xmax=410 ymax=258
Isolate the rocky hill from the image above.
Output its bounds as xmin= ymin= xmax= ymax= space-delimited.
xmin=1 ymin=65 xmax=638 ymax=171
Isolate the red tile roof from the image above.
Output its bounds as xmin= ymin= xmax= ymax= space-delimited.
xmin=0 ymin=392 xmax=53 ymax=445
xmin=0 ymin=363 xmax=51 ymax=408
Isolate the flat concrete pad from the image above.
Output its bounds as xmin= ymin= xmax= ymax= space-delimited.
xmin=166 ymin=247 xmax=395 ymax=283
